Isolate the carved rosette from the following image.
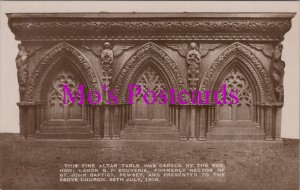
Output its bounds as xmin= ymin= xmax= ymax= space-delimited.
xmin=271 ymin=43 xmax=285 ymax=103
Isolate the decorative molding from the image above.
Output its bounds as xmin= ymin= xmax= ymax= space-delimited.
xmin=26 ymin=42 xmax=101 ymax=102
xmin=112 ymin=42 xmax=187 ymax=103
xmin=8 ymin=13 xmax=294 ymax=41
xmin=199 ymin=42 xmax=275 ymax=103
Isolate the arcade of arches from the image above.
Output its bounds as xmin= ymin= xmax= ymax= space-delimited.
xmin=8 ymin=13 xmax=294 ymax=140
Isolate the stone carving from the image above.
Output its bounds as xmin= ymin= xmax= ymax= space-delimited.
xmin=8 ymin=15 xmax=293 ymax=41
xmin=249 ymin=43 xmax=273 ymax=58
xmin=136 ymin=67 xmax=167 ymax=101
xmin=220 ymin=68 xmax=253 ymax=106
xmin=271 ymin=43 xmax=285 ymax=103
xmin=113 ymin=42 xmax=187 ymax=103
xmin=48 ymin=70 xmax=83 ymax=121
xmin=26 ymin=42 xmax=101 ymax=102
xmin=101 ymin=42 xmax=114 ymax=87
xmin=16 ymin=44 xmax=29 ymax=97
xmin=82 ymin=42 xmax=134 ymax=101
xmin=166 ymin=43 xmax=221 ymax=92
xmin=82 ymin=43 xmax=134 ymax=58
xmin=16 ymin=44 xmax=43 ymax=100
xmin=49 ymin=70 xmax=79 ymax=106
xmin=200 ymin=42 xmax=275 ymax=103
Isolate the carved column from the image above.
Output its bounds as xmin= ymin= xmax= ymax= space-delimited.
xmin=103 ymin=105 xmax=110 ymax=139
xmin=274 ymin=103 xmax=283 ymax=140
xmin=27 ymin=104 xmax=36 ymax=139
xmin=93 ymin=105 xmax=101 ymax=140
xmin=265 ymin=104 xmax=273 ymax=141
xmin=189 ymin=105 xmax=197 ymax=140
xmin=113 ymin=105 xmax=120 ymax=139
xmin=179 ymin=105 xmax=187 ymax=140
xmin=175 ymin=105 xmax=180 ymax=133
xmin=17 ymin=103 xmax=26 ymax=138
xmin=259 ymin=104 xmax=265 ymax=133
xmin=173 ymin=105 xmax=176 ymax=127
xmin=128 ymin=105 xmax=132 ymax=126
xmin=198 ymin=105 xmax=206 ymax=141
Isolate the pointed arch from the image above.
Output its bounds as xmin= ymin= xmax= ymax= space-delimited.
xmin=199 ymin=42 xmax=275 ymax=103
xmin=113 ymin=42 xmax=187 ymax=103
xmin=26 ymin=42 xmax=101 ymax=102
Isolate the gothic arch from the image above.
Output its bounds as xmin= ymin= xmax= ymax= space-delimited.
xmin=199 ymin=42 xmax=275 ymax=103
xmin=26 ymin=42 xmax=101 ymax=102
xmin=113 ymin=42 xmax=187 ymax=103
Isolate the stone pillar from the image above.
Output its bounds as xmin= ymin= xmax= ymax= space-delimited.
xmin=259 ymin=104 xmax=265 ymax=133
xmin=124 ymin=104 xmax=129 ymax=128
xmin=212 ymin=105 xmax=216 ymax=127
xmin=173 ymin=105 xmax=176 ymax=127
xmin=179 ymin=105 xmax=187 ymax=140
xmin=89 ymin=105 xmax=95 ymax=134
xmin=274 ymin=104 xmax=283 ymax=140
xmin=35 ymin=104 xmax=41 ymax=133
xmin=170 ymin=105 xmax=173 ymax=125
xmin=265 ymin=104 xmax=273 ymax=141
xmin=103 ymin=105 xmax=110 ymax=139
xmin=175 ymin=105 xmax=180 ymax=132
xmin=27 ymin=104 xmax=36 ymax=139
xmin=17 ymin=103 xmax=26 ymax=138
xmin=198 ymin=105 xmax=206 ymax=141
xmin=189 ymin=106 xmax=196 ymax=140
xmin=119 ymin=104 xmax=124 ymax=131
xmin=93 ymin=105 xmax=101 ymax=139
xmin=113 ymin=105 xmax=120 ymax=139
xmin=253 ymin=104 xmax=258 ymax=125
xmin=128 ymin=105 xmax=132 ymax=125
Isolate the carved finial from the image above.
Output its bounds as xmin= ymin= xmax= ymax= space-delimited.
xmin=271 ymin=43 xmax=285 ymax=103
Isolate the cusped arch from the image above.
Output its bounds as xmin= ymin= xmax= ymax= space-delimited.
xmin=199 ymin=42 xmax=275 ymax=103
xmin=26 ymin=42 xmax=101 ymax=102
xmin=113 ymin=42 xmax=187 ymax=103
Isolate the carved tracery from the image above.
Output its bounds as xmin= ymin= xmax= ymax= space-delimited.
xmin=135 ymin=67 xmax=167 ymax=102
xmin=47 ymin=70 xmax=83 ymax=121
xmin=220 ymin=68 xmax=253 ymax=106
